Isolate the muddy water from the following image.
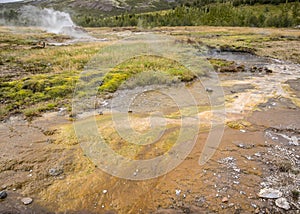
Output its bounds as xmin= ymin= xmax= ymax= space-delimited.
xmin=0 ymin=51 xmax=300 ymax=213
xmin=208 ymin=49 xmax=271 ymax=66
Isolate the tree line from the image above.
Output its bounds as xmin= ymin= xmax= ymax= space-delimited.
xmin=0 ymin=1 xmax=299 ymax=28
xmin=75 ymin=1 xmax=299 ymax=28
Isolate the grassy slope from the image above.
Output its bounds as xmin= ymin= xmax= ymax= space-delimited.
xmin=0 ymin=26 xmax=198 ymax=119
xmin=0 ymin=25 xmax=299 ymax=120
xmin=0 ymin=27 xmax=107 ymax=118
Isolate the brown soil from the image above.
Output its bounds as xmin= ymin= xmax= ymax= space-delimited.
xmin=1 ymin=83 xmax=299 ymax=214
xmin=1 ymin=27 xmax=300 ymax=213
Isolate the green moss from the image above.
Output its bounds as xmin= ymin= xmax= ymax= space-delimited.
xmin=226 ymin=120 xmax=251 ymax=129
xmin=0 ymin=106 xmax=9 ymax=120
xmin=208 ymin=58 xmax=235 ymax=70
xmin=99 ymin=55 xmax=197 ymax=93
xmin=291 ymin=190 xmax=300 ymax=200
xmin=23 ymin=107 xmax=41 ymax=118
xmin=0 ymin=70 xmax=78 ymax=118
xmin=22 ymin=102 xmax=58 ymax=119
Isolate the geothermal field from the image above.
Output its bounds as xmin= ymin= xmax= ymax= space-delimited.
xmin=0 ymin=3 xmax=300 ymax=214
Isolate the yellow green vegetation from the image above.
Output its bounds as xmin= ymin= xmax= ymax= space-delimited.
xmin=0 ymin=27 xmax=203 ymax=119
xmin=0 ymin=27 xmax=107 ymax=119
xmin=226 ymin=120 xmax=252 ymax=129
xmin=282 ymin=84 xmax=300 ymax=108
xmin=165 ymin=26 xmax=300 ymax=63
xmin=0 ymin=31 xmax=105 ymax=74
xmin=174 ymin=26 xmax=300 ymax=63
xmin=208 ymin=58 xmax=235 ymax=70
xmin=55 ymin=123 xmax=79 ymax=146
xmin=99 ymin=55 xmax=196 ymax=93
xmin=1 ymin=26 xmax=300 ymax=120
xmin=74 ymin=113 xmax=191 ymax=160
xmin=0 ymin=71 xmax=78 ymax=117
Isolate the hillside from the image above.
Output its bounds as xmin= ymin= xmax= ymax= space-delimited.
xmin=90 ymin=2 xmax=300 ymax=28
xmin=0 ymin=0 xmax=299 ymax=27
xmin=0 ymin=0 xmax=178 ymax=17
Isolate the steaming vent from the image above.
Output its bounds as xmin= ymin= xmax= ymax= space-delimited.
xmin=20 ymin=5 xmax=90 ymax=39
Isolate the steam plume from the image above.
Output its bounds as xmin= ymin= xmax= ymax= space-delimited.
xmin=19 ymin=5 xmax=90 ymax=38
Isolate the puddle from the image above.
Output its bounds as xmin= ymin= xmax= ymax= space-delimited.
xmin=207 ymin=49 xmax=271 ymax=67
xmin=47 ymin=37 xmax=109 ymax=46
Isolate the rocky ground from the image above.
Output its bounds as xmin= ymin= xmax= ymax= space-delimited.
xmin=0 ymin=27 xmax=299 ymax=213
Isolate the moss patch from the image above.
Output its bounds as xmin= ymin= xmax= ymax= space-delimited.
xmin=226 ymin=120 xmax=252 ymax=130
xmin=99 ymin=55 xmax=197 ymax=93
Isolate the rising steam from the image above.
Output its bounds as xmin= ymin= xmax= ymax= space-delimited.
xmin=19 ymin=5 xmax=90 ymax=38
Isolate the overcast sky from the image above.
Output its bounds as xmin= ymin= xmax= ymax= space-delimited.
xmin=0 ymin=0 xmax=25 ymax=3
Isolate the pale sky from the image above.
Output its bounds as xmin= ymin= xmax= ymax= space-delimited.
xmin=0 ymin=0 xmax=25 ymax=3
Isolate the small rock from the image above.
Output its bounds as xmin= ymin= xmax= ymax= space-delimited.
xmin=236 ymin=143 xmax=254 ymax=149
xmin=69 ymin=113 xmax=77 ymax=118
xmin=0 ymin=191 xmax=7 ymax=199
xmin=98 ymin=80 xmax=104 ymax=86
xmin=49 ymin=168 xmax=63 ymax=176
xmin=195 ymin=196 xmax=206 ymax=206
xmin=21 ymin=197 xmax=33 ymax=205
xmin=265 ymin=68 xmax=273 ymax=74
xmin=175 ymin=189 xmax=181 ymax=196
xmin=102 ymin=190 xmax=108 ymax=194
xmin=228 ymin=203 xmax=234 ymax=207
xmin=46 ymin=138 xmax=54 ymax=144
xmin=57 ymin=108 xmax=67 ymax=116
xmin=275 ymin=198 xmax=290 ymax=210
xmin=251 ymin=203 xmax=257 ymax=208
xmin=237 ymin=144 xmax=245 ymax=148
xmin=250 ymin=66 xmax=258 ymax=72
xmin=258 ymin=188 xmax=282 ymax=199
xmin=289 ymin=136 xmax=299 ymax=146
xmin=206 ymin=88 xmax=213 ymax=93
xmin=254 ymin=152 xmax=261 ymax=157
xmin=255 ymin=208 xmax=260 ymax=214
xmin=222 ymin=197 xmax=229 ymax=203
xmin=244 ymin=155 xmax=253 ymax=160
xmin=237 ymin=65 xmax=245 ymax=72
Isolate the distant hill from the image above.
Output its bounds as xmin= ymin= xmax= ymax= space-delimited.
xmin=2 ymin=0 xmax=296 ymax=16
xmin=0 ymin=0 xmax=179 ymax=15
xmin=0 ymin=0 xmax=299 ymax=28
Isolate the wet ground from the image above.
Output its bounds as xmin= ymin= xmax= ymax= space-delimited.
xmin=0 ymin=29 xmax=300 ymax=213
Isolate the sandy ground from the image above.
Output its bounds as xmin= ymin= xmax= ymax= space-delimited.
xmin=0 ymin=27 xmax=300 ymax=213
